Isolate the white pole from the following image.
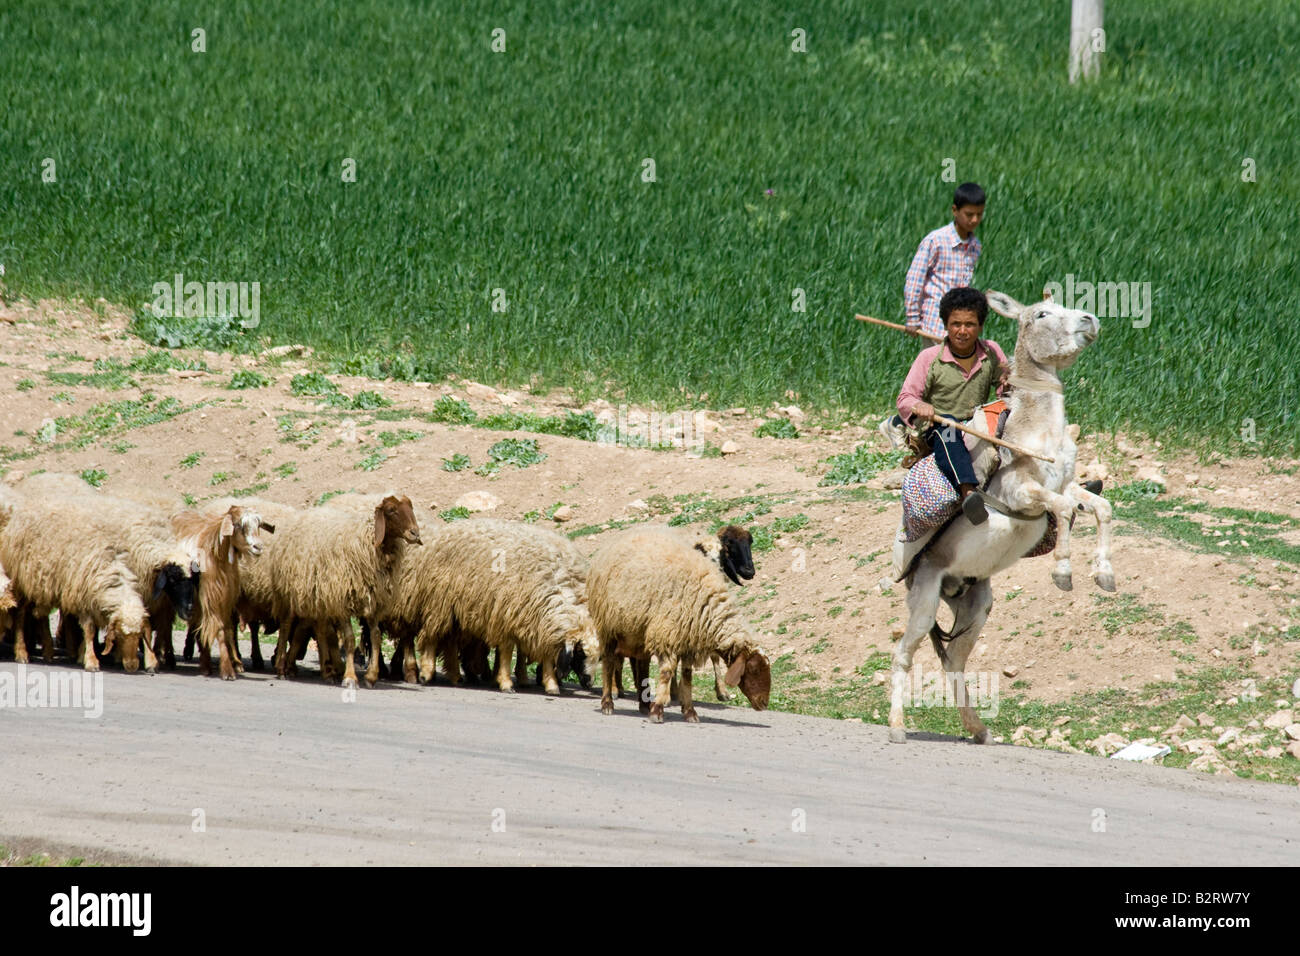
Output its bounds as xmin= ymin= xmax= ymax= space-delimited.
xmin=1069 ymin=0 xmax=1104 ymax=83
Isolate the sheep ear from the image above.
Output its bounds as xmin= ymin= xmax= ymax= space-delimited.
xmin=260 ymin=521 xmax=275 ymax=534
xmin=220 ymin=513 xmax=234 ymax=540
xmin=373 ymin=506 xmax=386 ymax=549
xmin=151 ymin=569 xmax=169 ymax=602
xmin=723 ymin=653 xmax=747 ymax=687
xmin=102 ymin=623 xmax=117 ymax=655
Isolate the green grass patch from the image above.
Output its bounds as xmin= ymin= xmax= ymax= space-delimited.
xmin=131 ymin=311 xmax=247 ymax=351
xmin=179 ymin=451 xmax=203 ymax=468
xmin=290 ymin=372 xmax=339 ymax=397
xmin=16 ymin=378 xmax=35 ymax=391
xmin=78 ymin=468 xmax=108 ymax=487
xmin=228 ymin=369 xmax=269 ymax=389
xmin=754 ymin=418 xmax=799 ymax=439
xmin=820 ymin=446 xmax=906 ymax=485
xmin=357 ymin=449 xmax=387 ymax=471
xmin=440 ymin=506 xmax=472 ymax=522
xmin=424 ymin=396 xmax=477 ymax=425
xmin=441 ymin=453 xmax=472 ymax=472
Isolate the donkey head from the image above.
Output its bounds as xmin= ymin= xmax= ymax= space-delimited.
xmin=986 ymin=290 xmax=1099 ymax=373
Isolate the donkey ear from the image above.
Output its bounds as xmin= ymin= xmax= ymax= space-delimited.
xmin=373 ymin=506 xmax=386 ymax=549
xmin=985 ymin=290 xmax=1023 ymax=319
xmin=723 ymin=653 xmax=747 ymax=687
xmin=219 ymin=513 xmax=234 ymax=539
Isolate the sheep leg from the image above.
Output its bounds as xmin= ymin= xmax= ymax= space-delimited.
xmin=441 ymin=639 xmax=460 ymax=686
xmin=140 ymin=622 xmax=158 ymax=674
xmin=514 ymin=651 xmax=528 ymax=688
xmin=216 ymin=621 xmax=238 ymax=681
xmin=649 ymin=655 xmax=676 ymax=723
xmin=340 ymin=622 xmax=359 ymax=690
xmin=712 ymin=653 xmax=733 ymax=701
xmin=37 ymin=610 xmax=55 ymax=664
xmin=229 ymin=612 xmax=245 ymax=674
xmin=600 ymin=643 xmax=619 ymax=715
xmin=613 ymin=653 xmax=629 ymax=698
xmin=495 ymin=639 xmax=516 ymax=693
xmin=81 ymin=624 xmax=102 ymax=673
xmin=363 ymin=620 xmax=382 ymax=688
xmin=540 ymin=656 xmax=560 ymax=696
xmin=183 ymin=618 xmax=199 ymax=661
xmin=679 ymin=663 xmax=698 ymax=723
xmin=12 ymin=602 xmax=29 ymax=665
xmin=247 ymin=620 xmax=265 ymax=672
xmin=889 ymin=562 xmax=944 ymax=743
xmin=154 ymin=615 xmax=176 ymax=670
xmin=402 ymin=633 xmax=419 ymax=683
xmin=633 ymin=656 xmax=651 ymax=714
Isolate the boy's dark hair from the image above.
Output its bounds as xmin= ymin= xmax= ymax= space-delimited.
xmin=953 ymin=182 xmax=986 ymax=208
xmin=940 ymin=287 xmax=988 ymax=326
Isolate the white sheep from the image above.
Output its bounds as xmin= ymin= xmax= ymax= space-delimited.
xmin=0 ymin=496 xmax=152 ymax=672
xmin=587 ymin=526 xmax=771 ymax=722
xmin=385 ymin=518 xmax=599 ymax=695
xmin=19 ymin=473 xmax=200 ymax=669
xmin=265 ymin=493 xmax=421 ymax=687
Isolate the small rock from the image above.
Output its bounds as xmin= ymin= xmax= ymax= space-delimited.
xmin=1066 ymin=423 xmax=1080 ymax=441
xmin=870 ymin=671 xmax=889 ymax=687
xmin=1287 ymin=742 xmax=1300 ymax=760
xmin=1053 ymin=716 xmax=1071 ymax=726
xmin=841 ymin=716 xmax=863 ymax=723
xmin=1284 ymin=724 xmax=1300 ymax=742
xmin=463 ymin=381 xmax=499 ymax=402
xmin=1217 ymin=728 xmax=1241 ymax=745
xmin=625 ymin=499 xmax=649 ymax=514
xmin=1184 ymin=473 xmax=1199 ymax=485
xmin=693 ymin=412 xmax=722 ymax=434
xmin=4 ymin=470 xmax=23 ymax=485
xmin=261 ymin=343 xmax=312 ymax=358
xmin=1003 ymin=666 xmax=1020 ymax=678
xmin=720 ymin=441 xmax=740 ymax=455
xmin=551 ymin=505 xmax=574 ymax=523
xmin=412 ymin=381 xmax=431 ymax=389
xmin=778 ymin=404 xmax=805 ymax=422
xmin=877 ymin=468 xmax=907 ymax=490
xmin=728 ymin=408 xmax=747 ymax=417
xmin=455 ymin=491 xmax=500 ymax=512
xmin=1292 ymin=677 xmax=1300 ymax=699
xmin=1134 ymin=466 xmax=1166 ymax=490
xmin=1196 ymin=712 xmax=1214 ymax=727
xmin=1090 ymin=732 xmax=1127 ymax=756
xmin=1263 ymin=710 xmax=1294 ymax=730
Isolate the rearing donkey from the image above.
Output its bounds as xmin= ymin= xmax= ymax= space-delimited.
xmin=888 ymin=289 xmax=1115 ymax=744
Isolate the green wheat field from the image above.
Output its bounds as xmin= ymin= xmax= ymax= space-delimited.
xmin=2 ymin=0 xmax=1297 ymax=450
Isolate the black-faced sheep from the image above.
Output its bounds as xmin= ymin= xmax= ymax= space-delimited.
xmin=383 ymin=518 xmax=598 ymax=694
xmin=588 ymin=525 xmax=770 ymax=723
xmin=171 ymin=505 xmax=273 ymax=680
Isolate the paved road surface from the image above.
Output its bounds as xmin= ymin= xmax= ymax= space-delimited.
xmin=2 ymin=656 xmax=1297 ymax=865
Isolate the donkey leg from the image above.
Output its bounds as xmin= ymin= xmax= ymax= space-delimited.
xmin=1006 ymin=482 xmax=1077 ymax=590
xmin=889 ymin=563 xmax=944 ymax=743
xmin=937 ymin=580 xmax=994 ymax=744
xmin=1069 ymin=484 xmax=1116 ymax=592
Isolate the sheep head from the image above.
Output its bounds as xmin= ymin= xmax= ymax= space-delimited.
xmin=107 ymin=609 xmax=150 ymax=674
xmin=218 ymin=507 xmax=272 ymax=563
xmin=151 ymin=563 xmax=197 ymax=620
xmin=723 ymin=649 xmax=771 ymax=711
xmin=373 ymin=494 xmax=422 ymax=551
xmin=716 ymin=525 xmax=755 ymax=586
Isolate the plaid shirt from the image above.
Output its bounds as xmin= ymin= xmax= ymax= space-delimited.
xmin=903 ymin=222 xmax=981 ymax=338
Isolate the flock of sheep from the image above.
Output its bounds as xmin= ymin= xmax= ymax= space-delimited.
xmin=0 ymin=474 xmax=771 ymax=722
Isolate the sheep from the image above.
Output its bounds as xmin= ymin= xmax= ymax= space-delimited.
xmin=587 ymin=525 xmax=771 ymax=723
xmin=0 ymin=498 xmax=152 ymax=673
xmin=609 ymin=524 xmax=756 ymax=704
xmin=384 ymin=518 xmax=599 ymax=695
xmin=18 ymin=473 xmax=200 ymax=670
xmin=266 ymin=493 xmax=421 ymax=687
xmin=192 ymin=495 xmax=306 ymax=673
xmin=171 ymin=505 xmax=273 ymax=680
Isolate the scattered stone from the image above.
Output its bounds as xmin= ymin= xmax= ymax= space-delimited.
xmin=625 ymin=499 xmax=649 ymax=514
xmin=778 ymin=404 xmax=805 ymax=422
xmin=551 ymin=505 xmax=574 ymax=523
xmin=1263 ymin=710 xmax=1294 ymax=730
xmin=1053 ymin=716 xmax=1072 ymax=727
xmin=693 ymin=412 xmax=722 ymax=434
xmin=876 ymin=468 xmax=907 ymax=490
xmin=1134 ymin=466 xmax=1166 ymax=490
xmin=1246 ymin=719 xmax=1261 ymax=730
xmin=1089 ymin=732 xmax=1127 ymax=757
xmin=412 ymin=381 xmax=431 ymax=389
xmin=870 ymin=671 xmax=889 ymax=687
xmin=1293 ymin=677 xmax=1300 ymax=699
xmin=4 ymin=471 xmax=23 ymax=485
xmin=1284 ymin=724 xmax=1300 ymax=742
xmin=167 ymin=368 xmax=206 ymax=379
xmin=1181 ymin=738 xmax=1217 ymax=755
xmin=1275 ymin=699 xmax=1292 ymax=708
xmin=728 ymin=407 xmax=747 ymax=417
xmin=841 ymin=716 xmax=863 ymax=723
xmin=454 ymin=491 xmax=500 ymax=512
xmin=261 ymin=343 xmax=312 ymax=358
xmin=1287 ymin=742 xmax=1300 ymax=760
xmin=1003 ymin=665 xmax=1020 ymax=678
xmin=1184 ymin=473 xmax=1199 ymax=485
xmin=1262 ymin=746 xmax=1285 ymax=759
xmin=463 ymin=381 xmax=499 ymax=402
xmin=720 ymin=441 xmax=740 ymax=455
xmin=1196 ymin=712 xmax=1214 ymax=727
xmin=1217 ymin=728 xmax=1241 ymax=745
xmin=1188 ymin=753 xmax=1225 ymax=774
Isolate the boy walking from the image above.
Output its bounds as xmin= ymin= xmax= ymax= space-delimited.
xmin=903 ymin=182 xmax=986 ymax=339
xmin=895 ymin=287 xmax=1008 ymax=525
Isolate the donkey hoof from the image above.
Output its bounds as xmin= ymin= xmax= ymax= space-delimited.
xmin=888 ymin=727 xmax=907 ymax=744
xmin=972 ymin=729 xmax=992 ymax=745
xmin=1051 ymin=572 xmax=1074 ymax=591
xmin=1094 ymin=572 xmax=1116 ymax=592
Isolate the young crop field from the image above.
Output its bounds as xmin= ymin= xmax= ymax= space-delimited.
xmin=2 ymin=0 xmax=1297 ymax=450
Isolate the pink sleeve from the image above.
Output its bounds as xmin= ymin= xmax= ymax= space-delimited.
xmin=897 ymin=347 xmax=937 ymax=425
xmin=902 ymin=237 xmax=935 ymax=328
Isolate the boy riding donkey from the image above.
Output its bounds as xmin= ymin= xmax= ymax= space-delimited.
xmin=891 ymin=286 xmax=1008 ymax=524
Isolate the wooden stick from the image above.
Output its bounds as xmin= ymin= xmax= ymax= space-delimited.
xmin=929 ymin=414 xmax=1056 ymax=463
xmin=854 ymin=314 xmax=944 ymax=343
